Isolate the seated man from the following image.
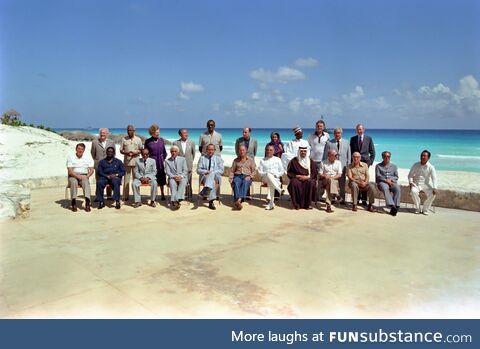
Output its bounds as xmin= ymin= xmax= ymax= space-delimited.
xmin=95 ymin=146 xmax=125 ymax=209
xmin=408 ymin=150 xmax=437 ymax=215
xmin=375 ymin=151 xmax=401 ymax=216
xmin=229 ymin=144 xmax=256 ymax=210
xmin=258 ymin=144 xmax=285 ymax=210
xmin=132 ymin=148 xmax=158 ymax=208
xmin=165 ymin=145 xmax=188 ymax=210
xmin=319 ymin=149 xmax=342 ymax=213
xmin=347 ymin=152 xmax=375 ymax=212
xmin=287 ymin=146 xmax=317 ymax=210
xmin=66 ymin=143 xmax=94 ymax=212
xmin=196 ymin=143 xmax=224 ymax=210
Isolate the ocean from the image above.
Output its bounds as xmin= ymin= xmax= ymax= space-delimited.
xmin=56 ymin=128 xmax=480 ymax=173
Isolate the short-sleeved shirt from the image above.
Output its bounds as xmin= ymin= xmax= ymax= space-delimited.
xmin=348 ymin=162 xmax=369 ymax=182
xmin=320 ymin=160 xmax=342 ymax=177
xmin=120 ymin=135 xmax=143 ymax=166
xmin=66 ymin=153 xmax=94 ymax=175
xmin=199 ymin=131 xmax=223 ymax=156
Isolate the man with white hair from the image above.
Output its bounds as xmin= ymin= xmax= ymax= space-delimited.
xmin=319 ymin=149 xmax=342 ymax=213
xmin=229 ymin=144 xmax=256 ymax=210
xmin=165 ymin=145 xmax=189 ymax=210
xmin=91 ymin=128 xmax=115 ymax=199
xmin=347 ymin=152 xmax=375 ymax=212
xmin=281 ymin=126 xmax=310 ymax=169
xmin=408 ymin=150 xmax=438 ymax=215
xmin=258 ymin=144 xmax=285 ymax=210
xmin=287 ymin=146 xmax=317 ymax=210
xmin=197 ymin=144 xmax=224 ymax=210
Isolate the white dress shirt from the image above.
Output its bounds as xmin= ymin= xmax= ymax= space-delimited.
xmin=258 ymin=156 xmax=285 ymax=178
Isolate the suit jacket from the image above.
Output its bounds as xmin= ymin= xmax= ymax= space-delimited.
xmin=91 ymin=138 xmax=116 ymax=169
xmin=323 ymin=138 xmax=351 ymax=170
xmin=350 ymin=135 xmax=375 ymax=166
xmin=172 ymin=139 xmax=195 ymax=173
xmin=165 ymin=156 xmax=188 ymax=179
xmin=235 ymin=137 xmax=258 ymax=159
xmin=196 ymin=155 xmax=224 ymax=176
xmin=134 ymin=157 xmax=157 ymax=181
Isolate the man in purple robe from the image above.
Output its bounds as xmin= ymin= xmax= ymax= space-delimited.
xmin=287 ymin=146 xmax=317 ymax=209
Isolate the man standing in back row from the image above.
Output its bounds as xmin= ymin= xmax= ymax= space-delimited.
xmin=119 ymin=125 xmax=143 ymax=202
xmin=173 ymin=128 xmax=195 ymax=198
xmin=91 ymin=128 xmax=115 ymax=199
xmin=350 ymin=123 xmax=375 ymax=205
xmin=199 ymin=119 xmax=223 ymax=156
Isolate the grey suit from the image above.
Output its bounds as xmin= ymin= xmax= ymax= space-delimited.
xmin=323 ymin=138 xmax=351 ymax=201
xmin=197 ymin=155 xmax=224 ymax=201
xmin=91 ymin=138 xmax=116 ymax=170
xmin=235 ymin=137 xmax=258 ymax=159
xmin=165 ymin=156 xmax=188 ymax=202
xmin=132 ymin=157 xmax=158 ymax=203
xmin=172 ymin=139 xmax=196 ymax=173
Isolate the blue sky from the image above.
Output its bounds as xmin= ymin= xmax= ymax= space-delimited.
xmin=1 ymin=0 xmax=479 ymax=128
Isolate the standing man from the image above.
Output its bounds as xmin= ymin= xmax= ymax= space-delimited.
xmin=173 ymin=128 xmax=195 ymax=198
xmin=95 ymin=147 xmax=125 ymax=209
xmin=323 ymin=127 xmax=351 ymax=203
xmin=408 ymin=150 xmax=438 ymax=215
xmin=119 ymin=125 xmax=143 ymax=202
xmin=308 ymin=120 xmax=329 ymax=171
xmin=319 ymin=150 xmax=342 ymax=213
xmin=199 ymin=119 xmax=223 ymax=156
xmin=165 ymin=145 xmax=188 ymax=210
xmin=235 ymin=128 xmax=258 ymax=159
xmin=66 ymin=143 xmax=94 ymax=212
xmin=197 ymin=144 xmax=224 ymax=210
xmin=350 ymin=123 xmax=375 ymax=205
xmin=281 ymin=126 xmax=310 ymax=169
xmin=347 ymin=152 xmax=375 ymax=212
xmin=132 ymin=148 xmax=158 ymax=208
xmin=91 ymin=128 xmax=115 ymax=199
xmin=229 ymin=144 xmax=256 ymax=210
xmin=375 ymin=151 xmax=401 ymax=216
xmin=287 ymin=146 xmax=317 ymax=210
xmin=258 ymin=144 xmax=285 ymax=210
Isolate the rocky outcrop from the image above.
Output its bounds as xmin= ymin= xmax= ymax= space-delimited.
xmin=60 ymin=130 xmax=149 ymax=144
xmin=0 ymin=183 xmax=30 ymax=220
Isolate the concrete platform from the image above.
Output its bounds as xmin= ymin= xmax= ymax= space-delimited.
xmin=0 ymin=184 xmax=479 ymax=318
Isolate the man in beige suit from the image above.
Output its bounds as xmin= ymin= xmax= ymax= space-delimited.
xmin=91 ymin=128 xmax=115 ymax=199
xmin=119 ymin=125 xmax=143 ymax=201
xmin=173 ymin=128 xmax=195 ymax=198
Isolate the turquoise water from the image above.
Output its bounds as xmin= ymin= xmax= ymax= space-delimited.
xmin=56 ymin=128 xmax=480 ymax=173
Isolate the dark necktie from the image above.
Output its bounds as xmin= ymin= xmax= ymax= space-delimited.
xmin=208 ymin=157 xmax=211 ymax=170
xmin=358 ymin=136 xmax=363 ymax=149
xmin=337 ymin=140 xmax=340 ymax=151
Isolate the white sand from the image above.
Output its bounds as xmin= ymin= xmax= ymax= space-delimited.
xmin=1 ymin=125 xmax=479 ymax=193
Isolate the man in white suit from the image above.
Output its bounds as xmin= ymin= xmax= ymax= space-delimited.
xmin=323 ymin=127 xmax=351 ymax=203
xmin=173 ymin=128 xmax=195 ymax=198
xmin=165 ymin=145 xmax=189 ymax=210
xmin=132 ymin=148 xmax=158 ymax=208
xmin=408 ymin=150 xmax=438 ymax=215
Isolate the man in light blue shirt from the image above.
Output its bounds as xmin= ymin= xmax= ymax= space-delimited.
xmin=165 ymin=145 xmax=189 ymax=210
xmin=196 ymin=143 xmax=224 ymax=210
xmin=375 ymin=151 xmax=401 ymax=216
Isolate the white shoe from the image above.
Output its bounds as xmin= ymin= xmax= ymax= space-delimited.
xmin=414 ymin=210 xmax=421 ymax=214
xmin=265 ymin=203 xmax=274 ymax=210
xmin=422 ymin=210 xmax=429 ymax=216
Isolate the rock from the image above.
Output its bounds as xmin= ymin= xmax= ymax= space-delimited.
xmin=0 ymin=183 xmax=31 ymax=220
xmin=59 ymin=130 xmax=96 ymax=142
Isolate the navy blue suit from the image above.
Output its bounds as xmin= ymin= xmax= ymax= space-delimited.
xmin=96 ymin=157 xmax=126 ymax=202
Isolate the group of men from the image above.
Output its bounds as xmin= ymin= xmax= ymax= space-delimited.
xmin=66 ymin=119 xmax=438 ymax=215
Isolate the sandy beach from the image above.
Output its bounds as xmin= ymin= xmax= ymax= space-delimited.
xmin=1 ymin=125 xmax=479 ymax=318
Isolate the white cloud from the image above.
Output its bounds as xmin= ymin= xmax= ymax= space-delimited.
xmin=178 ymin=91 xmax=190 ymax=100
xmin=250 ymin=66 xmax=306 ymax=83
xmin=180 ymin=81 xmax=205 ymax=93
xmin=294 ymin=57 xmax=319 ymax=67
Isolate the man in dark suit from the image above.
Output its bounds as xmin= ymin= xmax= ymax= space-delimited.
xmin=350 ymin=123 xmax=375 ymax=205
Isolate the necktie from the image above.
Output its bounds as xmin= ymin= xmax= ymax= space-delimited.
xmin=208 ymin=157 xmax=211 ymax=170
xmin=358 ymin=136 xmax=363 ymax=149
xmin=337 ymin=140 xmax=340 ymax=151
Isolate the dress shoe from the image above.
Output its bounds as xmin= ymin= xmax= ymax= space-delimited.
xmin=389 ymin=206 xmax=398 ymax=216
xmin=367 ymin=204 xmax=375 ymax=212
xmin=71 ymin=199 xmax=77 ymax=212
xmin=352 ymin=204 xmax=357 ymax=212
xmin=133 ymin=202 xmax=142 ymax=208
xmin=150 ymin=201 xmax=156 ymax=208
xmin=208 ymin=200 xmax=216 ymax=210
xmin=235 ymin=199 xmax=243 ymax=210
xmin=422 ymin=210 xmax=429 ymax=216
xmin=98 ymin=201 xmax=105 ymax=209
xmin=265 ymin=202 xmax=274 ymax=210
xmin=326 ymin=204 xmax=333 ymax=213
xmin=115 ymin=201 xmax=121 ymax=209
xmin=85 ymin=199 xmax=91 ymax=212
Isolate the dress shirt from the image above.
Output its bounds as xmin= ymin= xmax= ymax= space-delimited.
xmin=66 ymin=153 xmax=94 ymax=174
xmin=258 ymin=156 xmax=285 ymax=178
xmin=180 ymin=140 xmax=187 ymax=155
xmin=229 ymin=157 xmax=256 ymax=180
xmin=320 ymin=160 xmax=342 ymax=177
xmin=408 ymin=162 xmax=437 ymax=189
xmin=308 ymin=132 xmax=329 ymax=162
